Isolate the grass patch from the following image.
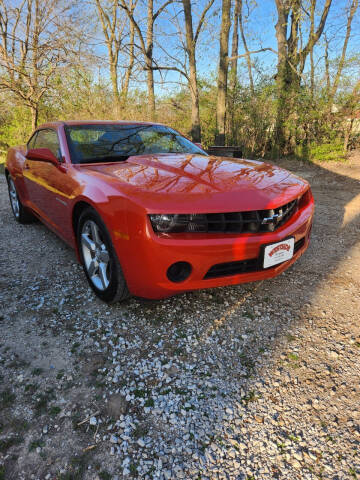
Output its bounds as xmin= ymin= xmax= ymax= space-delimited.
xmin=58 ymin=453 xmax=90 ymax=479
xmin=295 ymin=141 xmax=345 ymax=162
xmin=49 ymin=406 xmax=61 ymax=416
xmin=239 ymin=353 xmax=255 ymax=370
xmin=133 ymin=389 xmax=147 ymax=399
xmin=34 ymin=391 xmax=55 ymax=416
xmin=29 ymin=439 xmax=45 ymax=452
xmin=0 ymin=389 xmax=16 ymax=408
xmin=288 ymin=352 xmax=299 ymax=361
xmin=24 ymin=383 xmax=38 ymax=394
xmin=31 ymin=367 xmax=43 ymax=376
xmin=144 ymin=397 xmax=154 ymax=408
xmin=244 ymin=310 xmax=255 ymax=320
xmin=129 ymin=463 xmax=138 ymax=475
xmin=7 ymin=357 xmax=30 ymax=369
xmin=10 ymin=417 xmax=29 ymax=433
xmin=0 ymin=436 xmax=23 ymax=453
xmin=99 ymin=472 xmax=111 ymax=480
xmin=132 ymin=422 xmax=149 ymax=439
xmin=349 ymin=467 xmax=357 ymax=479
xmin=241 ymin=390 xmax=258 ymax=405
xmin=287 ymin=433 xmax=300 ymax=443
xmin=71 ymin=342 xmax=81 ymax=354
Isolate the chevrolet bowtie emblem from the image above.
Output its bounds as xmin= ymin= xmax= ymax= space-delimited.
xmin=262 ymin=211 xmax=283 ymax=224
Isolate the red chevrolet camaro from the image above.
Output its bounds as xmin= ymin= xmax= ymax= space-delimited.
xmin=5 ymin=121 xmax=314 ymax=302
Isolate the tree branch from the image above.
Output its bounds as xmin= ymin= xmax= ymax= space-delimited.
xmin=227 ymin=47 xmax=277 ymax=62
xmin=194 ymin=0 xmax=215 ymax=45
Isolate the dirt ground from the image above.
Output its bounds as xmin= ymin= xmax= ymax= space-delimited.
xmin=0 ymin=154 xmax=359 ymax=480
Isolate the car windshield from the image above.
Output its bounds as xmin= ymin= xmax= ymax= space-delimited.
xmin=64 ymin=124 xmax=207 ymax=164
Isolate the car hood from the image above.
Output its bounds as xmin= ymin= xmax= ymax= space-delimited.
xmin=81 ymin=154 xmax=309 ymax=212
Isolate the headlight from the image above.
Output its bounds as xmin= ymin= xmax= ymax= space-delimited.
xmin=149 ymin=214 xmax=208 ymax=233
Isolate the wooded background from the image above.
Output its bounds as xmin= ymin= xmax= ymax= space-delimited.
xmin=0 ymin=0 xmax=359 ymax=160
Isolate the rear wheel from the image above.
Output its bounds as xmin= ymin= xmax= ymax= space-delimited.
xmin=7 ymin=175 xmax=34 ymax=224
xmin=77 ymin=207 xmax=130 ymax=303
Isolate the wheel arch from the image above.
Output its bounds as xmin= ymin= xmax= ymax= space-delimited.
xmin=72 ymin=200 xmax=93 ymax=233
xmin=72 ymin=200 xmax=95 ymax=261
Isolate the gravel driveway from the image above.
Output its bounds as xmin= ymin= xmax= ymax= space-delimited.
xmin=0 ymin=156 xmax=359 ymax=480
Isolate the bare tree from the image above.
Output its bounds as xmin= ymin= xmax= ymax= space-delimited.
xmin=329 ymin=0 xmax=358 ymax=102
xmin=229 ymin=0 xmax=240 ymax=93
xmin=274 ymin=0 xmax=332 ymax=152
xmin=0 ymin=0 xmax=78 ymax=129
xmin=181 ymin=0 xmax=214 ymax=142
xmin=119 ymin=0 xmax=173 ymax=120
xmin=94 ymin=0 xmax=127 ymax=113
xmin=238 ymin=0 xmax=254 ymax=94
xmin=215 ymin=0 xmax=231 ymax=145
xmin=138 ymin=0 xmax=214 ymax=140
xmin=122 ymin=0 xmax=137 ymax=102
xmin=324 ymin=33 xmax=330 ymax=94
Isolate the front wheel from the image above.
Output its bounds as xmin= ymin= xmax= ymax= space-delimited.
xmin=7 ymin=175 xmax=34 ymax=224
xmin=77 ymin=207 xmax=130 ymax=303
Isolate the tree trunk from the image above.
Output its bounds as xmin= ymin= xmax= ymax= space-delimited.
xmin=215 ymin=0 xmax=231 ymax=146
xmin=274 ymin=0 xmax=332 ymax=155
xmin=343 ymin=118 xmax=354 ymax=155
xmin=239 ymin=0 xmax=254 ymax=94
xmin=146 ymin=65 xmax=155 ymax=121
xmin=309 ymin=1 xmax=315 ymax=98
xmin=274 ymin=1 xmax=289 ymax=154
xmin=146 ymin=0 xmax=155 ymax=120
xmin=110 ymin=60 xmax=121 ymax=114
xmin=229 ymin=0 xmax=240 ymax=93
xmin=31 ymin=104 xmax=38 ymax=131
xmin=324 ymin=35 xmax=330 ymax=95
xmin=122 ymin=7 xmax=135 ymax=104
xmin=189 ymin=71 xmax=201 ymax=143
xmin=182 ymin=0 xmax=201 ymax=142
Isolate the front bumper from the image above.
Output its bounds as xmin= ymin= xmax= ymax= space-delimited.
xmin=118 ymin=201 xmax=314 ymax=299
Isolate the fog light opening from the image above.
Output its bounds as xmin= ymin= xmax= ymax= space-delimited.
xmin=167 ymin=262 xmax=192 ymax=283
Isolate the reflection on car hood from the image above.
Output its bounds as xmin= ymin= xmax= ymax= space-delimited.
xmin=81 ymin=153 xmax=308 ymax=211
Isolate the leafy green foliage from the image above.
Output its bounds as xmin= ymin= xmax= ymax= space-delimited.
xmin=295 ymin=141 xmax=345 ymax=162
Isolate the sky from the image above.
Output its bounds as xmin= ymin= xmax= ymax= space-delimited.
xmin=8 ymin=0 xmax=358 ymax=94
xmin=106 ymin=0 xmax=360 ymax=95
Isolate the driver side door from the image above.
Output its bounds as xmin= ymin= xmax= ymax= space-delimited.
xmin=24 ymin=128 xmax=71 ymax=234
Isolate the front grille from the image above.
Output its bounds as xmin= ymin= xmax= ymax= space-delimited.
xmin=205 ymin=199 xmax=298 ymax=234
xmin=204 ymin=237 xmax=305 ymax=279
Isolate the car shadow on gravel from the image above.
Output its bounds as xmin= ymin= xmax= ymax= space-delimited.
xmin=0 ymin=157 xmax=359 ymax=479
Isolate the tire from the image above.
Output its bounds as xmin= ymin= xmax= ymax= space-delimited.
xmin=77 ymin=207 xmax=130 ymax=303
xmin=7 ymin=175 xmax=34 ymax=224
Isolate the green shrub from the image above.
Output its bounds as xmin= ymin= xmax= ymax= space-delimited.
xmin=295 ymin=141 xmax=345 ymax=162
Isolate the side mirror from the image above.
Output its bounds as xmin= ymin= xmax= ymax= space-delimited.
xmin=194 ymin=142 xmax=204 ymax=150
xmin=26 ymin=148 xmax=59 ymax=166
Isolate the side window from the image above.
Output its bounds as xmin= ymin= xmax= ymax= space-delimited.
xmin=35 ymin=129 xmax=61 ymax=160
xmin=27 ymin=132 xmax=38 ymax=150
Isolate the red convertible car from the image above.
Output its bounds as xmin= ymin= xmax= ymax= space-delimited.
xmin=5 ymin=121 xmax=314 ymax=302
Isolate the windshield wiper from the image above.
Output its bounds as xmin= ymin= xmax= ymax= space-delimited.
xmin=80 ymin=155 xmax=130 ymax=164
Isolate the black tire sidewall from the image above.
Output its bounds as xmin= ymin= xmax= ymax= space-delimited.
xmin=7 ymin=175 xmax=33 ymax=224
xmin=77 ymin=208 xmax=126 ymax=303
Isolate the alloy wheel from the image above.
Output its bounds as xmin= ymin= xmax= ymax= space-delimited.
xmin=8 ymin=178 xmax=20 ymax=219
xmin=81 ymin=219 xmax=111 ymax=291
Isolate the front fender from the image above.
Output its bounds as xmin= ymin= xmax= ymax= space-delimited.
xmin=71 ymin=186 xmax=131 ymax=261
xmin=5 ymin=146 xmax=28 ymax=204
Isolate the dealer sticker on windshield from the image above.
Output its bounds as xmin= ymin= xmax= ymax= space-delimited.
xmin=263 ymin=237 xmax=294 ymax=268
